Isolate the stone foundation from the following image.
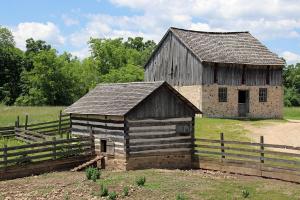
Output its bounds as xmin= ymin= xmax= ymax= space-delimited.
xmin=125 ymin=154 xmax=192 ymax=170
xmin=174 ymin=84 xmax=283 ymax=118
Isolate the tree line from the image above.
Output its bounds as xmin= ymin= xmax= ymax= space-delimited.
xmin=0 ymin=26 xmax=299 ymax=107
xmin=0 ymin=26 xmax=156 ymax=106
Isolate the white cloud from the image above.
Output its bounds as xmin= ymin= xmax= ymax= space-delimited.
xmin=12 ymin=22 xmax=65 ymax=50
xmin=282 ymin=51 xmax=300 ymax=64
xmin=62 ymin=15 xmax=79 ymax=26
xmin=71 ymin=47 xmax=90 ymax=59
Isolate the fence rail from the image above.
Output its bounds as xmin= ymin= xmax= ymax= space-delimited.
xmin=0 ymin=136 xmax=93 ymax=169
xmin=194 ymin=133 xmax=300 ymax=182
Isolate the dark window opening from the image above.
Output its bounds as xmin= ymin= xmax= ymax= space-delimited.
xmin=213 ymin=63 xmax=218 ymax=83
xmin=238 ymin=90 xmax=247 ymax=103
xmin=266 ymin=66 xmax=270 ymax=85
xmin=101 ymin=140 xmax=107 ymax=153
xmin=218 ymin=87 xmax=227 ymax=102
xmin=259 ymin=88 xmax=267 ymax=102
xmin=242 ymin=65 xmax=246 ymax=85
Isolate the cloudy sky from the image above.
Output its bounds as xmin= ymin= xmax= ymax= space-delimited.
xmin=1 ymin=0 xmax=300 ymax=64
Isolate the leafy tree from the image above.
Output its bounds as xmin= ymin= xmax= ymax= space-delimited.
xmin=25 ymin=38 xmax=51 ymax=55
xmin=0 ymin=26 xmax=15 ymax=47
xmin=283 ymin=63 xmax=300 ymax=106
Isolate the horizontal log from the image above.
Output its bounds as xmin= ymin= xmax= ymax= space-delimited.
xmin=129 ymin=125 xmax=176 ymax=133
xmin=38 ymin=127 xmax=70 ymax=135
xmin=15 ymin=132 xmax=44 ymax=142
xmin=129 ymin=143 xmax=191 ymax=152
xmin=72 ymin=122 xmax=123 ymax=131
xmin=15 ymin=136 xmax=33 ymax=144
xmin=72 ymin=128 xmax=124 ymax=138
xmin=71 ymin=119 xmax=124 ymax=128
xmin=129 ymin=148 xmax=191 ymax=157
xmin=71 ymin=116 xmax=124 ymax=124
xmin=129 ymin=132 xmax=191 ymax=140
xmin=195 ymin=150 xmax=261 ymax=161
xmin=130 ymin=136 xmax=191 ymax=146
xmin=127 ymin=117 xmax=192 ymax=127
xmin=61 ymin=114 xmax=70 ymax=117
xmin=195 ymin=144 xmax=262 ymax=154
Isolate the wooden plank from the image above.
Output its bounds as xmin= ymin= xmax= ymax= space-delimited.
xmin=71 ymin=122 xmax=123 ymax=131
xmin=0 ymin=126 xmax=15 ymax=131
xmin=129 ymin=125 xmax=176 ymax=133
xmin=195 ymin=150 xmax=261 ymax=161
xmin=130 ymin=148 xmax=191 ymax=157
xmin=27 ymin=119 xmax=69 ymax=128
xmin=71 ymin=116 xmax=124 ymax=124
xmin=29 ymin=123 xmax=69 ymax=131
xmin=129 ymin=131 xmax=186 ymax=139
xmin=71 ymin=119 xmax=124 ymax=128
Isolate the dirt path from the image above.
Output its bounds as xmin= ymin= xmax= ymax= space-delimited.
xmin=244 ymin=120 xmax=300 ymax=147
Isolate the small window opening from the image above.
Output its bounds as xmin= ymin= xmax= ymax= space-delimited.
xmin=259 ymin=88 xmax=267 ymax=102
xmin=238 ymin=91 xmax=247 ymax=103
xmin=218 ymin=87 xmax=227 ymax=102
xmin=101 ymin=140 xmax=107 ymax=153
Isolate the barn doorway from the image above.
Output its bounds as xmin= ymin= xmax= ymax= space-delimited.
xmin=238 ymin=90 xmax=249 ymax=117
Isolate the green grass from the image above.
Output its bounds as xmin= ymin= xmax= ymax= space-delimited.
xmin=284 ymin=107 xmax=300 ymax=120
xmin=0 ymin=105 xmax=65 ymax=127
xmin=95 ymin=169 xmax=300 ymax=200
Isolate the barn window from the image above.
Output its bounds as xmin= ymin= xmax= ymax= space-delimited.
xmin=259 ymin=88 xmax=267 ymax=102
xmin=218 ymin=87 xmax=227 ymax=102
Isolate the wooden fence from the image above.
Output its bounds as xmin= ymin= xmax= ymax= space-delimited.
xmin=194 ymin=133 xmax=300 ymax=183
xmin=0 ymin=136 xmax=93 ymax=170
xmin=0 ymin=111 xmax=70 ymax=142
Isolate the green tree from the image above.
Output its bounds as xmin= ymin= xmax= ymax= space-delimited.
xmin=283 ymin=63 xmax=300 ymax=106
xmin=0 ymin=27 xmax=25 ymax=105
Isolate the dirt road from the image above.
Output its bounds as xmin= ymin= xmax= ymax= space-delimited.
xmin=244 ymin=120 xmax=300 ymax=147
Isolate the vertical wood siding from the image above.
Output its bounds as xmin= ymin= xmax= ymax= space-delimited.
xmin=145 ymin=32 xmax=203 ymax=86
xmin=145 ymin=33 xmax=283 ymax=86
xmin=126 ymin=86 xmax=195 ymax=120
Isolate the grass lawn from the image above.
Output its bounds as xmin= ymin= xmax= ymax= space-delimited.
xmin=0 ymin=105 xmax=65 ymax=127
xmin=284 ymin=107 xmax=300 ymax=120
xmin=1 ymin=170 xmax=300 ymax=200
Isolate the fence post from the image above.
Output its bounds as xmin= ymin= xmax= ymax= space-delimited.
xmin=3 ymin=144 xmax=7 ymax=169
xmin=25 ymin=115 xmax=28 ymax=130
xmin=52 ymin=137 xmax=56 ymax=160
xmin=220 ymin=133 xmax=225 ymax=159
xmin=89 ymin=126 xmax=95 ymax=155
xmin=16 ymin=116 xmax=20 ymax=127
xmin=58 ymin=110 xmax=62 ymax=138
xmin=260 ymin=136 xmax=264 ymax=163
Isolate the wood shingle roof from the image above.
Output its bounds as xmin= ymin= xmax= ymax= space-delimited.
xmin=147 ymin=27 xmax=285 ymax=66
xmin=65 ymin=81 xmax=201 ymax=116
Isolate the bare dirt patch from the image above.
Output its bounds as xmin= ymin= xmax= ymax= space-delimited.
xmin=244 ymin=120 xmax=300 ymax=148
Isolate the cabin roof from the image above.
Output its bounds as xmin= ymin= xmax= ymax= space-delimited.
xmin=146 ymin=27 xmax=285 ymax=67
xmin=65 ymin=81 xmax=201 ymax=116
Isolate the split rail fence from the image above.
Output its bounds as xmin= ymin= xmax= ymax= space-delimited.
xmin=194 ymin=133 xmax=300 ymax=183
xmin=0 ymin=111 xmax=71 ymax=143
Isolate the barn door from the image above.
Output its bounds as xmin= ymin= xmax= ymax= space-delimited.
xmin=238 ymin=90 xmax=249 ymax=117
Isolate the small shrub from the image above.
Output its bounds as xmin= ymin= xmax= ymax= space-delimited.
xmin=242 ymin=189 xmax=250 ymax=198
xmin=85 ymin=167 xmax=101 ymax=181
xmin=176 ymin=193 xmax=189 ymax=200
xmin=108 ymin=191 xmax=117 ymax=200
xmin=136 ymin=176 xmax=146 ymax=186
xmin=123 ymin=186 xmax=129 ymax=196
xmin=100 ymin=184 xmax=108 ymax=197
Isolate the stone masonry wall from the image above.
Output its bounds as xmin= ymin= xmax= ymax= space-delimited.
xmin=126 ymin=154 xmax=192 ymax=170
xmin=175 ymin=84 xmax=283 ymax=118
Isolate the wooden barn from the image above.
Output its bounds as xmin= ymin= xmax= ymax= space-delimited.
xmin=145 ymin=27 xmax=285 ymax=118
xmin=65 ymin=81 xmax=201 ymax=170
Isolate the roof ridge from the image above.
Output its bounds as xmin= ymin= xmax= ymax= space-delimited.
xmin=170 ymin=27 xmax=249 ymax=34
xmin=96 ymin=81 xmax=165 ymax=86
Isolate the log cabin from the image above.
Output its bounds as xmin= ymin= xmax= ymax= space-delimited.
xmin=144 ymin=27 xmax=285 ymax=118
xmin=65 ymin=81 xmax=201 ymax=170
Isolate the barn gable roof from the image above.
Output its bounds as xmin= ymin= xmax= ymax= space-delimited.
xmin=145 ymin=27 xmax=285 ymax=67
xmin=65 ymin=81 xmax=201 ymax=116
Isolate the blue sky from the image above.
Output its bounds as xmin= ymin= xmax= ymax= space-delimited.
xmin=1 ymin=0 xmax=300 ymax=64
